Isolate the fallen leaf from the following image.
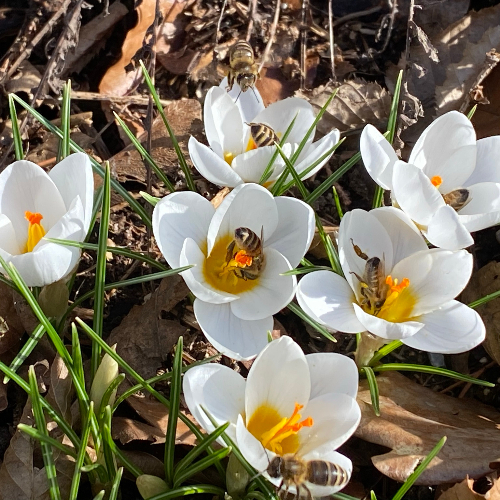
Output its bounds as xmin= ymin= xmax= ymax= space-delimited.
xmin=119 ymin=451 xmax=164 ymax=478
xmin=112 ymin=416 xmax=165 ymax=445
xmin=46 ymin=354 xmax=74 ymax=424
xmin=438 ymin=475 xmax=500 ymax=500
xmin=355 ymin=372 xmax=500 ymax=485
xmin=472 ymin=63 xmax=500 ymax=139
xmin=0 ymin=282 xmax=24 ymax=356
xmin=4 ymin=60 xmax=42 ymax=99
xmin=308 ymin=223 xmax=339 ymax=260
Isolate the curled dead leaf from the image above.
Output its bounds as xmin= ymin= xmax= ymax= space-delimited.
xmin=438 ymin=475 xmax=500 ymax=500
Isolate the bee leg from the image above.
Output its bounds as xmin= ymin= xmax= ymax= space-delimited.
xmin=226 ymin=72 xmax=234 ymax=91
xmin=303 ymin=485 xmax=313 ymax=500
xmin=225 ymin=240 xmax=236 ymax=266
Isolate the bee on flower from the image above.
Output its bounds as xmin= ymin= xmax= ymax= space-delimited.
xmin=183 ymin=336 xmax=361 ymax=497
xmin=360 ymin=111 xmax=500 ymax=250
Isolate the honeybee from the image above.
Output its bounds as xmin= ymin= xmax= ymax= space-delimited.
xmin=247 ymin=122 xmax=279 ymax=148
xmin=227 ymin=41 xmax=260 ymax=98
xmin=266 ymin=454 xmax=350 ymax=500
xmin=443 ymin=188 xmax=470 ymax=211
xmin=350 ymin=239 xmax=388 ymax=315
xmin=225 ymin=227 xmax=265 ymax=280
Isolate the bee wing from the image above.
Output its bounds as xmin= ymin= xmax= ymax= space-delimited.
xmin=260 ymin=226 xmax=264 ymax=247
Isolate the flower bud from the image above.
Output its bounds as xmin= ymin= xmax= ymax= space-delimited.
xmin=90 ymin=345 xmax=119 ymax=410
xmin=38 ymin=280 xmax=70 ymax=318
xmin=136 ymin=475 xmax=168 ymax=499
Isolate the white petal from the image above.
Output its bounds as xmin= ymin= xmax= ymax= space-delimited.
xmin=353 ymin=304 xmax=424 ymax=340
xmin=298 ymin=393 xmax=361 ymax=455
xmin=252 ymin=98 xmax=316 ymax=147
xmin=10 ymin=197 xmax=85 ymax=287
xmin=392 ymin=161 xmax=445 ymax=225
xmin=460 ymin=212 xmax=500 ymax=234
xmin=464 ymin=136 xmax=500 ymax=186
xmin=306 ymin=353 xmax=359 ymax=400
xmin=338 ymin=210 xmax=394 ymax=293
xmin=220 ymin=77 xmax=265 ymax=122
xmin=194 ymin=300 xmax=271 ymax=361
xmin=204 ymin=87 xmax=226 ymax=157
xmin=211 ymin=90 xmax=245 ymax=156
xmin=403 ymin=300 xmax=485 ymax=354
xmin=457 ymin=183 xmax=500 ymax=232
xmin=231 ymin=145 xmax=289 ymax=184
xmin=0 ymin=160 xmax=67 ymax=245
xmin=391 ymin=248 xmax=472 ymax=316
xmin=426 ymin=205 xmax=473 ymax=250
xmin=207 ymin=184 xmax=278 ymax=255
xmin=360 ymin=124 xmax=398 ymax=190
xmin=188 ymin=137 xmax=243 ymax=187
xmin=296 ymin=271 xmax=364 ymax=333
xmin=0 ymin=214 xmax=21 ymax=255
xmin=183 ymin=363 xmax=245 ymax=442
xmin=264 ymin=197 xmax=315 ymax=268
xmin=245 ymin=336 xmax=310 ymax=423
xmin=236 ymin=415 xmax=272 ymax=472
xmin=180 ymin=238 xmax=237 ymax=304
xmin=409 ymin=111 xmax=477 ymax=191
xmin=231 ymin=248 xmax=295 ymax=320
xmin=152 ymin=191 xmax=215 ymax=269
xmin=48 ymin=152 xmax=94 ymax=233
xmin=370 ymin=206 xmax=427 ymax=264
xmin=294 ymin=129 xmax=340 ymax=180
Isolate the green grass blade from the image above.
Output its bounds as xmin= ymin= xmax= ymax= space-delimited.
xmin=274 ymin=143 xmax=309 ymax=199
xmin=315 ymin=215 xmax=342 ymax=274
xmin=141 ymin=191 xmax=160 ymax=206
xmin=58 ymin=80 xmax=72 ymax=160
xmin=467 ymin=105 xmax=478 ymax=120
xmin=97 ymin=374 xmax=125 ymax=420
xmin=468 ymin=289 xmax=500 ymax=309
xmin=8 ymin=94 xmax=23 ymax=160
xmin=368 ymin=340 xmax=403 ymax=367
xmin=91 ymin=161 xmax=111 ymax=378
xmin=4 ymin=323 xmax=45 ymax=383
xmin=281 ymin=265 xmax=332 ymax=276
xmin=149 ymin=485 xmax=226 ymax=500
xmin=372 ymin=187 xmax=384 ymax=209
xmin=88 ymin=185 xmax=104 ymax=239
xmin=28 ymin=366 xmax=62 ymax=500
xmin=372 ymin=363 xmax=495 ymax=387
xmin=165 ymin=337 xmax=183 ymax=485
xmin=287 ymin=302 xmax=337 ymax=343
xmin=371 ymin=492 xmax=377 ymax=500
xmin=361 ymin=366 xmax=380 ymax=416
xmin=18 ymin=424 xmax=77 ymax=458
xmin=101 ymin=406 xmax=117 ymax=476
xmin=140 ymin=61 xmax=196 ymax=192
xmin=114 ymin=112 xmax=175 ymax=193
xmin=387 ymin=70 xmax=403 ymax=145
xmin=71 ymin=324 xmax=85 ymax=387
xmin=10 ymin=93 xmax=151 ymax=227
xmin=391 ymin=437 xmax=446 ymax=500
xmin=332 ymin=185 xmax=344 ymax=219
xmin=93 ymin=491 xmax=105 ymax=500
xmin=332 ymin=494 xmax=361 ymax=500
xmin=109 ymin=467 xmax=124 ymax=500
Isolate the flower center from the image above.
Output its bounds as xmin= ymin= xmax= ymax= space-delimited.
xmin=24 ymin=211 xmax=45 ymax=253
xmin=430 ymin=175 xmax=442 ymax=188
xmin=203 ymin=234 xmax=260 ymax=294
xmin=247 ymin=402 xmax=314 ymax=455
xmin=224 ymin=152 xmax=236 ymax=165
xmin=376 ymin=275 xmax=416 ymax=322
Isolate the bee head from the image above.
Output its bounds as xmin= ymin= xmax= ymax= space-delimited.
xmin=237 ymin=73 xmax=257 ymax=91
xmin=267 ymin=456 xmax=283 ymax=478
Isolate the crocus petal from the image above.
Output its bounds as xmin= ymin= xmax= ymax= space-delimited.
xmin=9 ymin=197 xmax=85 ymax=287
xmin=207 ymin=184 xmax=278 ymax=255
xmin=231 ymin=145 xmax=290 ymax=184
xmin=152 ymin=191 xmax=215 ymax=269
xmin=338 ymin=210 xmax=394 ymax=293
xmin=264 ymin=197 xmax=315 ymax=268
xmin=370 ymin=207 xmax=427 ymax=263
xmin=307 ymin=353 xmax=359 ymax=400
xmin=220 ymin=77 xmax=265 ymax=123
xmin=236 ymin=415 xmax=273 ymax=472
xmin=252 ymin=98 xmax=316 ymax=147
xmin=188 ymin=137 xmax=243 ymax=187
xmin=245 ymin=336 xmax=310 ymax=422
xmin=298 ymin=392 xmax=361 ymax=456
xmin=231 ymin=248 xmax=295 ymax=320
xmin=179 ymin=238 xmax=237 ymax=304
xmin=296 ymin=271 xmax=364 ymax=333
xmin=294 ymin=129 xmax=340 ymax=180
xmin=426 ymin=205 xmax=474 ymax=250
xmin=353 ymin=304 xmax=424 ymax=340
xmin=409 ymin=111 xmax=477 ymax=191
xmin=456 ymin=182 xmax=500 ymax=232
xmin=392 ymin=161 xmax=445 ymax=225
xmin=391 ymin=248 xmax=472 ymax=316
xmin=464 ymin=136 xmax=500 ymax=186
xmin=0 ymin=214 xmax=21 ymax=255
xmin=402 ymin=300 xmax=485 ymax=354
xmin=0 ymin=160 xmax=67 ymax=245
xmin=360 ymin=124 xmax=398 ymax=190
xmin=183 ymin=363 xmax=246 ymax=442
xmin=48 ymin=152 xmax=94 ymax=232
xmin=193 ymin=300 xmax=271 ymax=361
xmin=204 ymin=87 xmax=226 ymax=156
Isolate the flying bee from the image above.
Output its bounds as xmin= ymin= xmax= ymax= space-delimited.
xmin=443 ymin=188 xmax=470 ymax=211
xmin=266 ymin=454 xmax=350 ymax=500
xmin=350 ymin=239 xmax=388 ymax=315
xmin=225 ymin=227 xmax=265 ymax=280
xmin=227 ymin=40 xmax=260 ymax=100
xmin=247 ymin=122 xmax=279 ymax=148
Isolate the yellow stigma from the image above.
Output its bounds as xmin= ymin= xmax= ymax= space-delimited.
xmin=247 ymin=402 xmax=314 ymax=455
xmin=224 ymin=152 xmax=236 ymax=165
xmin=203 ymin=234 xmax=259 ymax=294
xmin=377 ymin=275 xmax=415 ymax=323
xmin=431 ymin=175 xmax=442 ymax=188
xmin=24 ymin=211 xmax=46 ymax=253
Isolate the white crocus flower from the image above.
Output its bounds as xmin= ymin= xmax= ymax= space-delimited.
xmin=188 ymin=79 xmax=340 ymax=187
xmin=0 ymin=153 xmax=94 ymax=287
xmin=360 ymin=111 xmax=500 ymax=250
xmin=153 ymin=183 xmax=315 ymax=361
xmin=183 ymin=336 xmax=361 ymax=497
xmin=296 ymin=208 xmax=485 ymax=362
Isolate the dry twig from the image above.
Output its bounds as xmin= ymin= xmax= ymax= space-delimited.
xmin=258 ymin=0 xmax=281 ymax=74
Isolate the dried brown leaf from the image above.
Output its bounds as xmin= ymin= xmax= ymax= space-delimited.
xmin=0 ymin=282 xmax=24 ymax=356
xmin=355 ymin=372 xmax=500 ymax=485
xmin=119 ymin=451 xmax=164 ymax=478
xmin=45 ymin=354 xmax=74 ymax=424
xmin=438 ymin=475 xmax=500 ymax=500
xmin=112 ymin=416 xmax=165 ymax=444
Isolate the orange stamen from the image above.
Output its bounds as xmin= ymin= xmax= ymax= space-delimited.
xmin=25 ymin=211 xmax=43 ymax=225
xmin=246 ymin=138 xmax=257 ymax=151
xmin=430 ymin=175 xmax=442 ymax=188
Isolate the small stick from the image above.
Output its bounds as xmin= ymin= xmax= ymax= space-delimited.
xmin=213 ymin=0 xmax=229 ymax=77
xmin=70 ymin=90 xmax=171 ymax=106
xmin=328 ymin=0 xmax=335 ymax=84
xmin=258 ymin=0 xmax=281 ymax=74
xmin=378 ymin=0 xmax=398 ymax=55
xmin=246 ymin=0 xmax=258 ymax=41
xmin=300 ymin=0 xmax=309 ymax=90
